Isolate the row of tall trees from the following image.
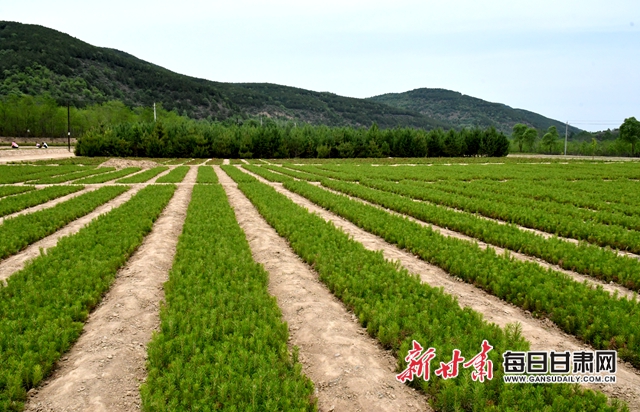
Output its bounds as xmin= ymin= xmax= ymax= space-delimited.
xmin=511 ymin=119 xmax=639 ymax=157
xmin=76 ymin=119 xmax=510 ymax=159
xmin=0 ymin=95 xmax=176 ymax=138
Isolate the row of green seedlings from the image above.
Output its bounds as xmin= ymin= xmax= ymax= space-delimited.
xmin=30 ymin=167 xmax=115 ymax=184
xmin=205 ymin=158 xmax=224 ymax=165
xmin=0 ymin=186 xmax=84 ymax=218
xmin=163 ymin=158 xmax=191 ymax=165
xmin=156 ymin=166 xmax=190 ymax=183
xmin=260 ymin=164 xmax=640 ymax=292
xmin=116 ymin=167 xmax=169 ymax=184
xmin=454 ymin=178 xmax=640 ymax=217
xmin=0 ymin=184 xmax=176 ymax=412
xmin=142 ymin=183 xmax=315 ymax=411
xmin=195 ymin=166 xmax=219 ymax=183
xmin=29 ymin=157 xmax=107 ymax=166
xmin=287 ymin=164 xmax=640 ymax=254
xmin=315 ymin=161 xmax=640 ymax=182
xmin=325 ymin=177 xmax=640 ymax=292
xmin=74 ymin=167 xmax=141 ymax=184
xmin=420 ymin=178 xmax=640 ymax=232
xmin=298 ymin=162 xmax=640 ymax=201
xmin=0 ymin=165 xmax=90 ymax=184
xmin=370 ymin=178 xmax=640 ymax=254
xmin=0 ymin=186 xmax=35 ymax=199
xmin=245 ymin=166 xmax=640 ymax=370
xmin=223 ymin=165 xmax=625 ymax=412
xmin=0 ymin=186 xmax=129 ymax=260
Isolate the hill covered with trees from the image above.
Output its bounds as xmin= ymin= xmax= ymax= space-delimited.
xmin=0 ymin=21 xmax=448 ymax=130
xmin=368 ymin=88 xmax=582 ymax=135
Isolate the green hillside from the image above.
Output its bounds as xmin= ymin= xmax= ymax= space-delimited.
xmin=368 ymin=88 xmax=582 ymax=135
xmin=0 ymin=21 xmax=448 ymax=129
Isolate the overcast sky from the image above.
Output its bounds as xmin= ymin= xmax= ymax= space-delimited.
xmin=2 ymin=0 xmax=638 ymax=131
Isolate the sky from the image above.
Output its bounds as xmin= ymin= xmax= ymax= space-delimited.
xmin=2 ymin=0 xmax=638 ymax=131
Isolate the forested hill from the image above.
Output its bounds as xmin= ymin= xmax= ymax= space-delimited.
xmin=0 ymin=21 xmax=448 ymax=129
xmin=368 ymin=88 xmax=582 ymax=134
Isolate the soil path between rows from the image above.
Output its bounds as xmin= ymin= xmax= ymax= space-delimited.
xmin=0 ymin=186 xmax=143 ymax=283
xmin=24 ymin=167 xmax=197 ymax=412
xmin=238 ymin=166 xmax=640 ymax=411
xmin=216 ymin=166 xmax=431 ymax=412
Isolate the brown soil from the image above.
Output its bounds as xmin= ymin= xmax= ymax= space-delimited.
xmin=222 ymin=159 xmax=230 ymax=165
xmin=24 ymin=166 xmax=197 ymax=412
xmin=0 ymin=186 xmax=143 ymax=283
xmin=215 ymin=166 xmax=431 ymax=412
xmin=100 ymin=159 xmax=160 ymax=169
xmin=0 ymin=148 xmax=76 ymax=163
xmin=239 ymin=166 xmax=640 ymax=411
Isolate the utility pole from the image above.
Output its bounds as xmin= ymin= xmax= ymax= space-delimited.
xmin=154 ymin=102 xmax=157 ymax=122
xmin=564 ymin=121 xmax=568 ymax=156
xmin=67 ymin=102 xmax=71 ymax=152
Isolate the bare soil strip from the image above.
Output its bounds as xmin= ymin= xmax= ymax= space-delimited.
xmin=0 ymin=148 xmax=75 ymax=163
xmin=239 ymin=167 xmax=640 ymax=411
xmin=0 ymin=186 xmax=98 ymax=225
xmin=24 ymin=166 xmax=197 ymax=412
xmin=0 ymin=186 xmax=143 ymax=283
xmin=215 ymin=166 xmax=431 ymax=412
xmin=240 ymin=159 xmax=249 ymax=164
xmin=222 ymin=158 xmax=230 ymax=165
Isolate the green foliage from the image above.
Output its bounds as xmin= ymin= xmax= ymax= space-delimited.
xmin=75 ymin=120 xmax=510 ymax=159
xmin=542 ymin=126 xmax=560 ymax=154
xmin=0 ymin=184 xmax=175 ymax=411
xmin=0 ymin=186 xmax=34 ymax=198
xmin=368 ymin=88 xmax=582 ymax=135
xmin=31 ymin=167 xmax=115 ymax=184
xmin=0 ymin=185 xmax=128 ymax=259
xmin=155 ymin=166 xmax=189 ymax=183
xmin=299 ymin=172 xmax=640 ymax=292
xmin=195 ymin=166 xmax=218 ymax=183
xmin=619 ymin=117 xmax=640 ymax=156
xmin=0 ymin=165 xmax=89 ymax=184
xmin=0 ymin=185 xmax=83 ymax=217
xmin=141 ymin=184 xmax=316 ymax=411
xmin=254 ymin=169 xmax=640 ymax=370
xmin=222 ymin=165 xmax=624 ymax=411
xmin=115 ymin=167 xmax=169 ymax=184
xmin=512 ymin=123 xmax=538 ymax=152
xmin=74 ymin=167 xmax=140 ymax=184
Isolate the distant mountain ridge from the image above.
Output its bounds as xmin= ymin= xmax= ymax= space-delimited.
xmin=368 ymin=88 xmax=581 ymax=135
xmin=0 ymin=21 xmax=576 ymax=134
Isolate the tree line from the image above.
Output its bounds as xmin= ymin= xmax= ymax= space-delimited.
xmin=511 ymin=120 xmax=639 ymax=157
xmin=76 ymin=118 xmax=510 ymax=159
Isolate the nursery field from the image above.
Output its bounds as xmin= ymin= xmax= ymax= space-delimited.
xmin=0 ymin=156 xmax=639 ymax=412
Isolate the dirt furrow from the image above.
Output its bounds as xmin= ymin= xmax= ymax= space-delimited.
xmin=0 ymin=186 xmax=143 ymax=282
xmin=222 ymin=158 xmax=230 ymax=165
xmin=238 ymin=166 xmax=640 ymax=411
xmin=0 ymin=186 xmax=98 ymax=225
xmin=215 ymin=166 xmax=431 ymax=412
xmin=24 ymin=166 xmax=197 ymax=412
